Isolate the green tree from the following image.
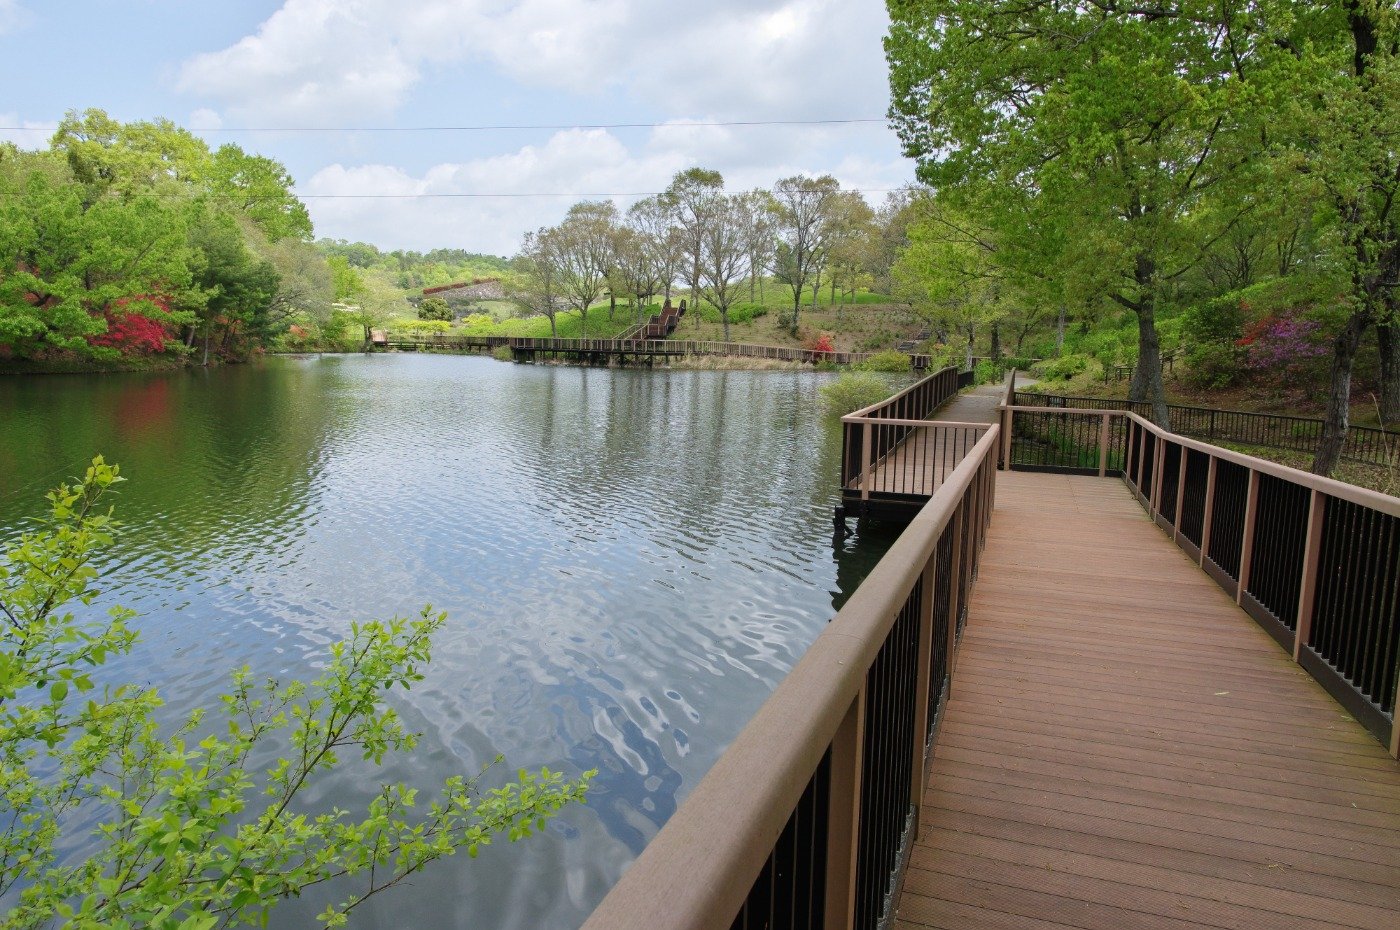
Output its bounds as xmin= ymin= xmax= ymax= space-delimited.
xmin=886 ymin=1 xmax=1273 ymax=427
xmin=508 ymin=229 xmax=568 ymax=337
xmin=0 ymin=152 xmax=196 ymax=358
xmin=186 ymin=211 xmax=281 ymax=365
xmin=771 ymin=175 xmax=841 ymax=328
xmin=662 ymin=168 xmax=725 ymax=326
xmin=0 ymin=459 xmax=593 ymax=928
xmin=417 ymin=296 xmax=453 ymax=322
xmin=207 ymin=145 xmax=312 ymax=243
xmin=551 ymin=201 xmax=617 ymax=339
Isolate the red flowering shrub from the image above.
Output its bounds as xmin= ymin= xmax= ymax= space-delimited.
xmin=87 ymin=299 xmax=172 ymax=356
xmin=805 ymin=332 xmax=836 ymax=354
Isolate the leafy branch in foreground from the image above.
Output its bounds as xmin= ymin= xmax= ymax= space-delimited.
xmin=0 ymin=457 xmax=594 ymax=929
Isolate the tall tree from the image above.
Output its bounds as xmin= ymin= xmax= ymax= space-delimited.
xmin=698 ymin=195 xmax=754 ymax=342
xmin=509 ymin=228 xmax=568 ymax=337
xmin=887 ymin=1 xmax=1269 ymax=428
xmin=1284 ymin=0 xmax=1400 ymax=472
xmin=552 ymin=201 xmax=617 ymax=338
xmin=772 ymin=174 xmax=841 ymax=329
xmin=662 ymin=168 xmax=724 ymax=327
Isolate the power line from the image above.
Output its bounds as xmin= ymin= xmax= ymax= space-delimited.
xmin=0 ymin=118 xmax=888 ymax=133
xmin=293 ymin=189 xmax=903 ymax=199
xmin=0 ymin=188 xmax=910 ymax=200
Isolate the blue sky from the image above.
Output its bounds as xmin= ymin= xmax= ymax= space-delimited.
xmin=1 ymin=0 xmax=914 ymax=253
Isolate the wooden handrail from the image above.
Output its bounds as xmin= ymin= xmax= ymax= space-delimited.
xmin=581 ymin=426 xmax=1001 ymax=930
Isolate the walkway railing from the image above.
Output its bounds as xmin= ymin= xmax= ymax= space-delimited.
xmin=840 ymin=366 xmax=964 ymax=493
xmin=1015 ymin=391 xmax=1400 ymax=468
xmin=580 ymin=426 xmax=1000 ymax=930
xmin=1003 ymin=403 xmax=1400 ymax=754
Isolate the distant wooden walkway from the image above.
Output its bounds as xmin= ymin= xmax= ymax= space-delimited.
xmin=897 ymin=472 xmax=1400 ymax=930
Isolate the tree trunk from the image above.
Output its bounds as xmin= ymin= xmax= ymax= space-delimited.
xmin=811 ymin=280 xmax=821 ymax=319
xmin=829 ymin=278 xmax=837 ymax=306
xmin=990 ymin=322 xmax=1002 ymax=360
xmin=550 ymin=313 xmax=557 ymax=337
xmin=609 ymin=292 xmax=616 ymax=321
xmin=750 ymin=266 xmax=756 ymax=303
xmin=721 ymin=308 xmax=730 ymax=342
xmin=1127 ymin=302 xmax=1170 ymax=428
xmin=1378 ymin=322 xmax=1400 ymax=427
xmin=692 ymin=269 xmax=702 ymax=329
xmin=1313 ymin=311 xmax=1370 ymax=475
xmin=1055 ymin=305 xmax=1066 ymax=357
xmin=202 ymin=331 xmax=211 ymax=367
xmin=965 ymin=323 xmax=974 ymax=371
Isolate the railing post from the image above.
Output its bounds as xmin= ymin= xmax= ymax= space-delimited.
xmin=824 ymin=687 xmax=865 ymax=930
xmin=1173 ymin=445 xmax=1188 ymax=539
xmin=1097 ymin=414 xmax=1110 ymax=477
xmin=1199 ymin=456 xmax=1218 ymax=565
xmin=1236 ymin=469 xmax=1260 ymax=605
xmin=1293 ymin=489 xmax=1326 ymax=662
xmin=1391 ymin=681 xmax=1400 ymax=759
xmin=1149 ymin=432 xmax=1167 ymax=512
xmin=909 ymin=554 xmax=937 ymax=835
xmin=999 ymin=407 xmax=1013 ymax=471
xmin=860 ymin=422 xmax=873 ymax=501
xmin=946 ymin=504 xmax=966 ymax=670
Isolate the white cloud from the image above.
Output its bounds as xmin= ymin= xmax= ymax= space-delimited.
xmin=177 ymin=1 xmax=891 ymax=124
xmin=0 ymin=0 xmax=28 ymax=35
xmin=0 ymin=113 xmax=56 ymax=148
xmin=188 ymin=108 xmax=223 ymax=131
xmin=299 ymin=125 xmax=910 ymax=253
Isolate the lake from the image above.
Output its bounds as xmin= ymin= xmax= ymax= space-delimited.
xmin=0 ymin=353 xmax=899 ymax=929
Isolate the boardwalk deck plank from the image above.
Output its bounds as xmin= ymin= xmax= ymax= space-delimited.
xmin=896 ymin=471 xmax=1400 ymax=930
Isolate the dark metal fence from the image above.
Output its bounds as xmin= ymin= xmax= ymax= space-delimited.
xmin=1016 ymin=392 xmax=1399 ymax=468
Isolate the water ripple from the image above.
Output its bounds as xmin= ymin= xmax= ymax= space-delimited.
xmin=0 ymin=355 xmax=901 ymax=930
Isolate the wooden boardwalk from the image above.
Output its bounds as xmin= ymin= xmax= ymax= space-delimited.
xmin=858 ymin=382 xmax=1008 ymax=500
xmin=896 ymin=472 xmax=1400 ymax=930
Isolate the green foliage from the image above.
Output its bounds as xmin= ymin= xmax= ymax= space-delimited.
xmin=974 ymin=359 xmax=1002 ymax=385
xmin=491 ymin=346 xmax=513 ymax=362
xmin=821 ymin=373 xmax=897 ymax=416
xmin=0 ymin=154 xmax=197 ymax=358
xmin=1183 ymin=343 xmax=1244 ymax=390
xmin=417 ymin=297 xmax=453 ymax=322
xmin=0 ymin=459 xmax=593 ymax=927
xmin=391 ymin=319 xmax=452 ymax=335
xmin=1 ymin=109 xmax=318 ymax=366
xmin=856 ymin=350 xmax=913 ymax=373
xmin=1032 ymin=353 xmax=1100 ymax=383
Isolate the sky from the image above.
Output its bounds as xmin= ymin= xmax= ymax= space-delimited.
xmin=0 ymin=0 xmax=915 ymax=255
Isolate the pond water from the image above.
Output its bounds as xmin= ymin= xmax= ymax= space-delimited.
xmin=0 ymin=354 xmax=900 ymax=929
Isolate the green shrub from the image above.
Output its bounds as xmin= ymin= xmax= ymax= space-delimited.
xmin=418 ymin=296 xmax=453 ymax=321
xmin=492 ymin=345 xmax=513 ymax=361
xmin=974 ymin=359 xmax=1003 ymax=384
xmin=821 ymin=373 xmax=896 ymax=416
xmin=857 ymin=350 xmax=913 ymax=373
xmin=1183 ymin=343 xmax=1242 ymax=389
xmin=1032 ymin=353 xmax=1096 ymax=381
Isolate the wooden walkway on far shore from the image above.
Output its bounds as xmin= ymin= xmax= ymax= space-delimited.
xmin=896 ymin=472 xmax=1400 ymax=930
